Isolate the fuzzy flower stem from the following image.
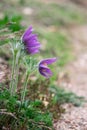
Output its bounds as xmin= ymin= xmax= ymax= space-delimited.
xmin=10 ymin=45 xmax=20 ymax=96
xmin=21 ymin=71 xmax=29 ymax=104
xmin=14 ymin=62 xmax=19 ymax=94
xmin=10 ymin=52 xmax=16 ymax=96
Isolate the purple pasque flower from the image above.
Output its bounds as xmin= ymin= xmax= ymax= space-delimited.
xmin=21 ymin=26 xmax=40 ymax=54
xmin=39 ymin=58 xmax=57 ymax=78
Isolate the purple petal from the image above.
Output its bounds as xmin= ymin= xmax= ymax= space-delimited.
xmin=39 ymin=66 xmax=52 ymax=78
xmin=28 ymin=49 xmax=39 ymax=55
xmin=40 ymin=58 xmax=57 ymax=65
xmin=23 ymin=34 xmax=38 ymax=43
xmin=28 ymin=34 xmax=37 ymax=40
xmin=26 ymin=47 xmax=40 ymax=54
xmin=27 ymin=44 xmax=40 ymax=49
xmin=26 ymin=41 xmax=40 ymax=47
xmin=22 ymin=26 xmax=33 ymax=41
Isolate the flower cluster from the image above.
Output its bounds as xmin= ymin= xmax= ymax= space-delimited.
xmin=22 ymin=26 xmax=57 ymax=78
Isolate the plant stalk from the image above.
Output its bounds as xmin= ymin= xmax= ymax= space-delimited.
xmin=10 ymin=52 xmax=16 ymax=96
xmin=21 ymin=71 xmax=29 ymax=103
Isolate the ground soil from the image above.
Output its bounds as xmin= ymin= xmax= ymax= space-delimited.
xmin=54 ymin=25 xmax=87 ymax=130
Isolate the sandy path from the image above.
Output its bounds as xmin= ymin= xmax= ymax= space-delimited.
xmin=55 ymin=25 xmax=87 ymax=130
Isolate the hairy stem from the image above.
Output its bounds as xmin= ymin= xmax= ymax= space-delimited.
xmin=10 ymin=52 xmax=20 ymax=96
xmin=21 ymin=71 xmax=29 ymax=103
xmin=10 ymin=52 xmax=16 ymax=96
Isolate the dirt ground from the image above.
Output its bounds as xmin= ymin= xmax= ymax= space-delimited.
xmin=54 ymin=25 xmax=87 ymax=130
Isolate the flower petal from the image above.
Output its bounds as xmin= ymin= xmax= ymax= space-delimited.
xmin=39 ymin=66 xmax=52 ymax=78
xmin=27 ymin=48 xmax=39 ymax=54
xmin=40 ymin=58 xmax=57 ymax=65
xmin=22 ymin=26 xmax=33 ymax=41
xmin=26 ymin=41 xmax=40 ymax=47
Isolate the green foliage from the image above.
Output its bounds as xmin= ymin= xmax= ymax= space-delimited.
xmin=0 ymin=14 xmax=23 ymax=46
xmin=0 ymin=14 xmax=22 ymax=32
xmin=0 ymin=80 xmax=66 ymax=130
xmin=19 ymin=0 xmax=25 ymax=5
xmin=0 ymin=85 xmax=53 ymax=130
xmin=49 ymin=85 xmax=85 ymax=106
xmin=0 ymin=78 xmax=85 ymax=129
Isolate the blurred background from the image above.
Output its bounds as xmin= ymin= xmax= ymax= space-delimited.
xmin=0 ymin=0 xmax=87 ymax=96
xmin=1 ymin=1 xmax=87 ymax=129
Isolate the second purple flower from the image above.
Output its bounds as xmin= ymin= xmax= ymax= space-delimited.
xmin=21 ymin=26 xmax=41 ymax=54
xmin=39 ymin=58 xmax=57 ymax=78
